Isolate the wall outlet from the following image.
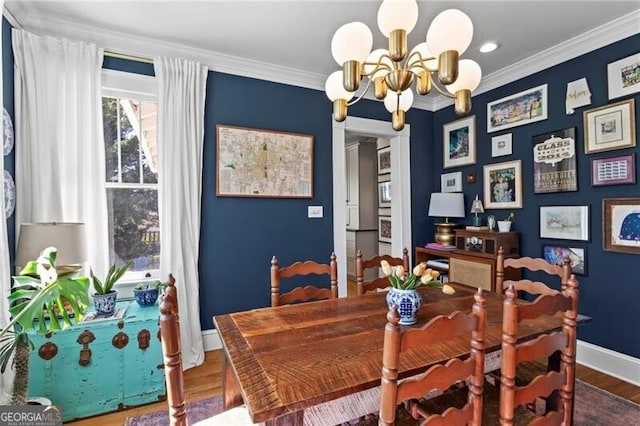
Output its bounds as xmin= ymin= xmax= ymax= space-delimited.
xmin=308 ymin=206 xmax=323 ymax=218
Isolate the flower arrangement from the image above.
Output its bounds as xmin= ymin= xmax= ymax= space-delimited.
xmin=381 ymin=260 xmax=455 ymax=294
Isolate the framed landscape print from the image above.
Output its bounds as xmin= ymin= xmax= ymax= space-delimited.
xmin=441 ymin=171 xmax=462 ymax=192
xmin=378 ymin=216 xmax=392 ymax=243
xmin=533 ymin=127 xmax=577 ymax=193
xmin=542 ymin=245 xmax=587 ymax=275
xmin=591 ymin=153 xmax=636 ymax=186
xmin=487 ymin=84 xmax=547 ymax=133
xmin=443 ymin=116 xmax=476 ymax=169
xmin=483 ymin=160 xmax=522 ymax=209
xmin=583 ymin=99 xmax=636 ymax=153
xmin=539 ymin=205 xmax=589 ymax=241
xmin=607 ymin=53 xmax=640 ymax=100
xmin=603 ymin=198 xmax=640 ymax=254
xmin=377 ymin=146 xmax=391 ymax=174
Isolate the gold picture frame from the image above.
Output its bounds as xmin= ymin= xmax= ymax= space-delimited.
xmin=583 ymin=99 xmax=636 ymax=154
xmin=603 ymin=197 xmax=640 ymax=254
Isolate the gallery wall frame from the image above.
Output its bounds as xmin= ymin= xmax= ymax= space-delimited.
xmin=378 ymin=181 xmax=391 ymax=208
xmin=487 ymin=84 xmax=548 ymax=133
xmin=539 ymin=205 xmax=589 ymax=241
xmin=377 ymin=146 xmax=391 ymax=174
xmin=216 ymin=124 xmax=313 ymax=198
xmin=378 ymin=216 xmax=392 ymax=243
xmin=542 ymin=244 xmax=587 ymax=276
xmin=483 ymin=160 xmax=522 ymax=209
xmin=441 ymin=171 xmax=462 ymax=193
xmin=607 ymin=52 xmax=640 ymax=100
xmin=603 ymin=197 xmax=640 ymax=254
xmin=532 ymin=127 xmax=577 ymax=194
xmin=591 ymin=153 xmax=636 ymax=186
xmin=491 ymin=133 xmax=512 ymax=157
xmin=443 ymin=116 xmax=476 ymax=169
xmin=583 ymin=98 xmax=636 ymax=154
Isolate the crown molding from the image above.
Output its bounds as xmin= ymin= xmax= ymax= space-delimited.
xmin=5 ymin=5 xmax=638 ymax=113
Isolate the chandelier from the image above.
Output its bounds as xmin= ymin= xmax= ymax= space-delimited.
xmin=325 ymin=0 xmax=482 ymax=131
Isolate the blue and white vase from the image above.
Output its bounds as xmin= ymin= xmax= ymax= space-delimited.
xmin=386 ymin=288 xmax=422 ymax=325
xmin=93 ymin=291 xmax=118 ymax=316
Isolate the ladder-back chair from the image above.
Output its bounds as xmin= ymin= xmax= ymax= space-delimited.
xmin=270 ymin=252 xmax=338 ymax=307
xmin=356 ymin=248 xmax=410 ymax=295
xmin=496 ymin=246 xmax=571 ymax=296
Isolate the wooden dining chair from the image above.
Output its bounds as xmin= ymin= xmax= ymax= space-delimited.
xmin=379 ymin=288 xmax=487 ymax=425
xmin=159 ymin=274 xmax=260 ymax=426
xmin=270 ymin=252 xmax=338 ymax=307
xmin=498 ymin=276 xmax=579 ymax=425
xmin=356 ymin=248 xmax=410 ymax=295
xmin=496 ymin=246 xmax=571 ymax=296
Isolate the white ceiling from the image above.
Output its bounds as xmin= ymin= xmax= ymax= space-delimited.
xmin=5 ymin=1 xmax=640 ymax=109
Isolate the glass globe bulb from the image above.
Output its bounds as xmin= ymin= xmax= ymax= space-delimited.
xmin=364 ymin=49 xmax=394 ymax=80
xmin=426 ymin=9 xmax=473 ymax=56
xmin=408 ymin=42 xmax=438 ymax=71
xmin=325 ymin=71 xmax=355 ymax=101
xmin=331 ymin=21 xmax=373 ymax=65
xmin=384 ymin=89 xmax=414 ymax=112
xmin=445 ymin=59 xmax=482 ymax=94
xmin=377 ymin=0 xmax=419 ymax=37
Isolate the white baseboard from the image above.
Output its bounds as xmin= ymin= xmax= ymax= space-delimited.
xmin=200 ymin=332 xmax=640 ymax=387
xmin=576 ymin=340 xmax=640 ymax=387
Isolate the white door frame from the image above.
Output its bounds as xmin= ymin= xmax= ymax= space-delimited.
xmin=332 ymin=116 xmax=412 ymax=297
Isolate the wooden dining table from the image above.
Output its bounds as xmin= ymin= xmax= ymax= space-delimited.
xmin=213 ymin=284 xmax=577 ymax=425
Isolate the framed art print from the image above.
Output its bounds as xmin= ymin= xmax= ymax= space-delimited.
xmin=378 ymin=181 xmax=391 ymax=208
xmin=603 ymin=198 xmax=640 ymax=254
xmin=378 ymin=216 xmax=392 ymax=243
xmin=591 ymin=153 xmax=636 ymax=186
xmin=491 ymin=133 xmax=512 ymax=157
xmin=377 ymin=146 xmax=391 ymax=174
xmin=542 ymin=245 xmax=587 ymax=275
xmin=487 ymin=84 xmax=547 ymax=133
xmin=539 ymin=205 xmax=589 ymax=241
xmin=443 ymin=116 xmax=476 ymax=169
xmin=583 ymin=98 xmax=636 ymax=154
xmin=532 ymin=127 xmax=577 ymax=193
xmin=607 ymin=53 xmax=640 ymax=100
xmin=483 ymin=160 xmax=522 ymax=209
xmin=441 ymin=171 xmax=462 ymax=193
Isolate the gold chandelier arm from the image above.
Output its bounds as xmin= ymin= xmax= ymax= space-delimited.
xmin=360 ymin=55 xmax=394 ymax=78
xmin=347 ymin=77 xmax=373 ymax=106
xmin=430 ymin=80 xmax=455 ymax=98
xmin=405 ymin=51 xmax=438 ymax=73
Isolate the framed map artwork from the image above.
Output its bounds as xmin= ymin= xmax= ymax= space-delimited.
xmin=216 ymin=125 xmax=314 ymax=198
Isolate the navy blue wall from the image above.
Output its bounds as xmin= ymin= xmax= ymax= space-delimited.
xmin=432 ymin=34 xmax=640 ymax=358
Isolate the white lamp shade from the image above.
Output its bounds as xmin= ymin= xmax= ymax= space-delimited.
xmin=427 ymin=193 xmax=465 ymax=218
xmin=446 ymin=59 xmax=482 ymax=94
xmin=408 ymin=42 xmax=438 ymax=71
xmin=377 ymin=0 xmax=419 ymax=37
xmin=384 ymin=89 xmax=414 ymax=113
xmin=325 ymin=71 xmax=355 ymax=101
xmin=331 ymin=21 xmax=373 ymax=65
xmin=470 ymin=197 xmax=484 ymax=213
xmin=426 ymin=9 xmax=473 ymax=56
xmin=365 ymin=49 xmax=394 ymax=80
xmin=16 ymin=222 xmax=88 ymax=269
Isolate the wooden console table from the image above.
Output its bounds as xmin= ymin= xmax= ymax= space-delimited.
xmin=416 ymin=230 xmax=521 ymax=292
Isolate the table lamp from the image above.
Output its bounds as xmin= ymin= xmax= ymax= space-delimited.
xmin=470 ymin=195 xmax=485 ymax=226
xmin=16 ymin=222 xmax=88 ymax=273
xmin=428 ymin=193 xmax=465 ymax=246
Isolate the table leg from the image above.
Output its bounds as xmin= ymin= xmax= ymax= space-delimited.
xmin=222 ymin=351 xmax=243 ymax=410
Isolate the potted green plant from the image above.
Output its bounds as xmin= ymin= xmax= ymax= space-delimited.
xmin=498 ymin=212 xmax=516 ymax=232
xmin=0 ymin=247 xmax=90 ymax=404
xmin=90 ymin=261 xmax=132 ymax=316
xmin=133 ymin=280 xmax=165 ymax=307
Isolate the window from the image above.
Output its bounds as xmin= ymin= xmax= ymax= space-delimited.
xmin=102 ymin=70 xmax=159 ymax=280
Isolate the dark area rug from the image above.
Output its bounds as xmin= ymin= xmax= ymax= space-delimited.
xmin=125 ymin=379 xmax=640 ymax=425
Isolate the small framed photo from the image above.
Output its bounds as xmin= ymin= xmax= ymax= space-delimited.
xmin=591 ymin=153 xmax=636 ymax=186
xmin=483 ymin=160 xmax=522 ymax=209
xmin=377 ymin=146 xmax=391 ymax=174
xmin=542 ymin=245 xmax=587 ymax=276
xmin=539 ymin=205 xmax=589 ymax=241
xmin=607 ymin=53 xmax=640 ymax=100
xmin=378 ymin=181 xmax=391 ymax=208
xmin=487 ymin=84 xmax=547 ymax=133
xmin=491 ymin=133 xmax=512 ymax=157
xmin=603 ymin=198 xmax=640 ymax=254
xmin=583 ymin=98 xmax=636 ymax=154
xmin=378 ymin=216 xmax=392 ymax=243
xmin=443 ymin=116 xmax=476 ymax=169
xmin=441 ymin=171 xmax=462 ymax=193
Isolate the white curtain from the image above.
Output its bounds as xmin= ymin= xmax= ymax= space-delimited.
xmin=12 ymin=29 xmax=109 ymax=278
xmin=154 ymin=56 xmax=207 ymax=369
xmin=0 ymin=0 xmax=15 ymax=403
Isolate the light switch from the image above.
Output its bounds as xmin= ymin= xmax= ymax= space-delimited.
xmin=308 ymin=206 xmax=323 ymax=218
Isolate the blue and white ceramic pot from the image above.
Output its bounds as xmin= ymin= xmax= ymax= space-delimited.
xmin=133 ymin=288 xmax=159 ymax=307
xmin=93 ymin=291 xmax=118 ymax=316
xmin=386 ymin=288 xmax=422 ymax=325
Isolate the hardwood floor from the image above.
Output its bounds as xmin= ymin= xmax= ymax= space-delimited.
xmin=66 ymin=282 xmax=640 ymax=425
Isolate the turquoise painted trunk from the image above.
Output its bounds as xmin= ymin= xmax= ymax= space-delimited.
xmin=27 ymin=301 xmax=166 ymax=421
